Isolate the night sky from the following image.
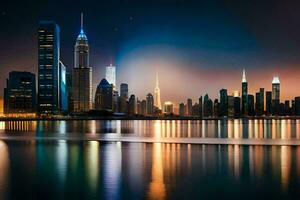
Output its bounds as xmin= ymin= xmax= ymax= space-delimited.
xmin=1 ymin=0 xmax=300 ymax=103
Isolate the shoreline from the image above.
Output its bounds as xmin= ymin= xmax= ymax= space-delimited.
xmin=1 ymin=116 xmax=300 ymax=121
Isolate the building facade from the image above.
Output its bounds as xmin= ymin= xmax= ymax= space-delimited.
xmin=94 ymin=79 xmax=113 ymax=111
xmin=4 ymin=71 xmax=36 ymax=116
xmin=38 ymin=21 xmax=60 ymax=114
xmin=241 ymin=69 xmax=248 ymax=116
xmin=154 ymin=73 xmax=162 ymax=110
xmin=105 ymin=64 xmax=116 ymax=89
xmin=72 ymin=14 xmax=93 ymax=113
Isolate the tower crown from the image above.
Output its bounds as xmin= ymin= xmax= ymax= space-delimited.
xmin=242 ymin=69 xmax=247 ymax=83
xmin=77 ymin=13 xmax=87 ymax=41
xmin=272 ymin=76 xmax=280 ymax=84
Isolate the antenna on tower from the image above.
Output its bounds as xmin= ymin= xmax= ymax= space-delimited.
xmin=156 ymin=72 xmax=159 ymax=87
xmin=81 ymin=12 xmax=84 ymax=30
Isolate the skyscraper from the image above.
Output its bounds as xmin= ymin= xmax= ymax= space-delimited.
xmin=146 ymin=93 xmax=154 ymax=115
xmin=164 ymin=101 xmax=174 ymax=115
xmin=272 ymin=76 xmax=280 ymax=101
xmin=234 ymin=96 xmax=241 ymax=117
xmin=4 ymin=71 xmax=36 ymax=117
xmin=120 ymin=83 xmax=128 ymax=99
xmin=118 ymin=83 xmax=128 ymax=113
xmin=179 ymin=103 xmax=185 ymax=116
xmin=266 ymin=91 xmax=272 ymax=115
xmin=128 ymin=95 xmax=136 ymax=115
xmin=241 ymin=69 xmax=248 ymax=116
xmin=198 ymin=96 xmax=203 ymax=117
xmin=141 ymin=100 xmax=147 ymax=115
xmin=203 ymin=94 xmax=213 ymax=117
xmin=38 ymin=21 xmax=60 ymax=114
xmin=295 ymin=97 xmax=300 ymax=116
xmin=272 ymin=76 xmax=280 ymax=115
xmin=219 ymin=88 xmax=228 ymax=116
xmin=154 ymin=73 xmax=162 ymax=110
xmin=72 ymin=13 xmax=92 ymax=113
xmin=105 ymin=64 xmax=116 ymax=89
xmin=187 ymin=98 xmax=192 ymax=116
xmin=227 ymin=95 xmax=234 ymax=117
xmin=94 ymin=79 xmax=113 ymax=111
xmin=247 ymin=94 xmax=255 ymax=116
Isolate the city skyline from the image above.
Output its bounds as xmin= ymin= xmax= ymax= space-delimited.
xmin=1 ymin=1 xmax=300 ymax=104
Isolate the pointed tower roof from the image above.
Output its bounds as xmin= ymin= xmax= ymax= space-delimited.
xmin=272 ymin=76 xmax=280 ymax=84
xmin=77 ymin=12 xmax=87 ymax=40
xmin=155 ymin=72 xmax=159 ymax=88
xmin=242 ymin=69 xmax=247 ymax=83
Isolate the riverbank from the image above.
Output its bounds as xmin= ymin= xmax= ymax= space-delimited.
xmin=1 ymin=115 xmax=300 ymax=121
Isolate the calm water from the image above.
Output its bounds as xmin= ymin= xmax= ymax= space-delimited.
xmin=0 ymin=120 xmax=300 ymax=199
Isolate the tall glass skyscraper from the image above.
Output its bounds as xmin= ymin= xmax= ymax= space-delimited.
xmin=72 ymin=13 xmax=93 ymax=112
xmin=154 ymin=73 xmax=162 ymax=110
xmin=105 ymin=64 xmax=116 ymax=89
xmin=38 ymin=21 xmax=60 ymax=114
xmin=272 ymin=76 xmax=280 ymax=115
xmin=241 ymin=69 xmax=248 ymax=116
xmin=272 ymin=76 xmax=280 ymax=101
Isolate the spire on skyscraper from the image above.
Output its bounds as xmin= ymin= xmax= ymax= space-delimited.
xmin=156 ymin=72 xmax=159 ymax=88
xmin=242 ymin=69 xmax=247 ymax=83
xmin=81 ymin=12 xmax=83 ymax=30
xmin=77 ymin=12 xmax=87 ymax=40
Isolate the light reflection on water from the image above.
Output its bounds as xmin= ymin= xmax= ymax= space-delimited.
xmin=0 ymin=141 xmax=299 ymax=199
xmin=1 ymin=119 xmax=300 ymax=140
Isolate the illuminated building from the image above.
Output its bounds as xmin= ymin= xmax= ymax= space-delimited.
xmin=0 ymin=98 xmax=3 ymax=116
xmin=266 ymin=91 xmax=272 ymax=115
xmin=233 ymin=90 xmax=240 ymax=97
xmin=146 ymin=93 xmax=154 ymax=115
xmin=38 ymin=21 xmax=60 ymax=114
xmin=154 ymin=73 xmax=162 ymax=110
xmin=120 ymin=83 xmax=128 ymax=99
xmin=72 ymin=13 xmax=93 ymax=113
xmin=187 ymin=98 xmax=192 ymax=116
xmin=59 ymin=61 xmax=68 ymax=112
xmin=128 ymin=95 xmax=136 ymax=115
xmin=105 ymin=64 xmax=116 ymax=89
xmin=164 ymin=101 xmax=174 ymax=114
xmin=272 ymin=76 xmax=280 ymax=115
xmin=219 ymin=88 xmax=228 ymax=116
xmin=4 ymin=71 xmax=36 ymax=117
xmin=94 ymin=79 xmax=113 ymax=111
xmin=241 ymin=69 xmax=248 ymax=116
